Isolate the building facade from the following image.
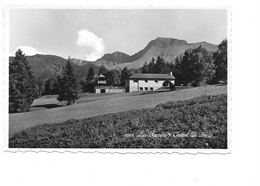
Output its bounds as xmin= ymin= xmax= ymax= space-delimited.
xmin=95 ymin=86 xmax=125 ymax=93
xmin=127 ymin=73 xmax=175 ymax=92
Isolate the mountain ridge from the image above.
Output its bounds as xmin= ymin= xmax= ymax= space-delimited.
xmin=93 ymin=37 xmax=217 ymax=69
xmin=9 ymin=54 xmax=99 ymax=81
xmin=113 ymin=37 xmax=218 ymax=69
xmin=9 ymin=37 xmax=219 ymax=80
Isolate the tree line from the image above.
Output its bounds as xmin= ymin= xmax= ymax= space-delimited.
xmin=9 ymin=39 xmax=227 ymax=113
xmin=42 ymin=64 xmax=136 ymax=95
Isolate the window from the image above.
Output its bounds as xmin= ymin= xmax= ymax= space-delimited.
xmin=134 ymin=80 xmax=138 ymax=83
xmin=155 ymin=80 xmax=158 ymax=83
xmin=145 ymin=80 xmax=148 ymax=83
xmin=140 ymin=87 xmax=143 ymax=91
xmin=145 ymin=87 xmax=148 ymax=91
xmin=150 ymin=87 xmax=153 ymax=91
xmin=101 ymin=89 xmax=105 ymax=93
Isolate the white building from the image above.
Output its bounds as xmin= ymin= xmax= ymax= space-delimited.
xmin=127 ymin=73 xmax=175 ymax=92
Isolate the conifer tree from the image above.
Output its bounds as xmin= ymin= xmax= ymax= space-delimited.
xmin=213 ymin=39 xmax=227 ymax=83
xmin=9 ymin=49 xmax=37 ymax=113
xmin=57 ymin=58 xmax=80 ymax=105
xmin=141 ymin=61 xmax=149 ymax=73
xmin=170 ymin=57 xmax=182 ymax=85
xmin=155 ymin=56 xmax=169 ymax=74
xmin=148 ymin=57 xmax=156 ymax=73
xmin=85 ymin=67 xmax=96 ymax=93
xmin=86 ymin=67 xmax=95 ymax=82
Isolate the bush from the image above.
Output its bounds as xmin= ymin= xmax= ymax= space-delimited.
xmin=9 ymin=94 xmax=227 ymax=148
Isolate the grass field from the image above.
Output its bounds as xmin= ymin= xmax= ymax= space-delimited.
xmin=9 ymin=94 xmax=227 ymax=148
xmin=9 ymin=84 xmax=227 ymax=139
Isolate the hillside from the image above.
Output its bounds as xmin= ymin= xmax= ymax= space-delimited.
xmin=70 ymin=58 xmax=94 ymax=66
xmin=9 ymin=54 xmax=66 ymax=80
xmin=9 ymin=54 xmax=99 ymax=80
xmin=9 ymin=94 xmax=227 ymax=148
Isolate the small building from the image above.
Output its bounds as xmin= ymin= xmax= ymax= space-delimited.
xmin=97 ymin=74 xmax=107 ymax=85
xmin=95 ymin=74 xmax=125 ymax=94
xmin=95 ymin=86 xmax=126 ymax=93
xmin=127 ymin=73 xmax=175 ymax=92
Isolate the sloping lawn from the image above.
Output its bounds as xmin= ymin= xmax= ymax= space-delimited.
xmin=9 ymin=94 xmax=227 ymax=148
xmin=9 ymin=85 xmax=226 ymax=138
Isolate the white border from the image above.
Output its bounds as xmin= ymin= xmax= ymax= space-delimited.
xmin=3 ymin=6 xmax=231 ymax=154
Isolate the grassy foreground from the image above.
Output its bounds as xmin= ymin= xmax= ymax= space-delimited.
xmin=9 ymin=94 xmax=227 ymax=148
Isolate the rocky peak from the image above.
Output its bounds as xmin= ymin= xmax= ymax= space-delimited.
xmin=150 ymin=37 xmax=188 ymax=48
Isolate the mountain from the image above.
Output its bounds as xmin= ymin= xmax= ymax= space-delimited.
xmin=70 ymin=52 xmax=131 ymax=67
xmin=9 ymin=54 xmax=99 ymax=81
xmin=95 ymin=52 xmax=130 ymax=67
xmin=9 ymin=37 xmax=219 ymax=80
xmin=70 ymin=58 xmax=93 ymax=66
xmin=9 ymin=54 xmax=66 ymax=80
xmin=94 ymin=37 xmax=218 ymax=69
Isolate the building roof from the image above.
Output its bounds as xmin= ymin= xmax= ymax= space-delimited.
xmin=129 ymin=73 xmax=175 ymax=80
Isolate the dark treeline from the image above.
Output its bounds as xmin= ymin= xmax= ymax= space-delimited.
xmin=141 ymin=39 xmax=227 ymax=86
xmin=79 ymin=66 xmax=139 ymax=93
xmin=40 ymin=64 xmax=139 ymax=95
xmin=142 ymin=56 xmax=169 ymax=74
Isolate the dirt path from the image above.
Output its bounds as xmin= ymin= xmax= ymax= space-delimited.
xmin=9 ymin=85 xmax=227 ymax=138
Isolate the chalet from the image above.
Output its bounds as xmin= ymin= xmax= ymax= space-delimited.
xmin=95 ymin=74 xmax=125 ymax=93
xmin=127 ymin=73 xmax=175 ymax=92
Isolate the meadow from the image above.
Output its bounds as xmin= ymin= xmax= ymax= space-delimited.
xmin=9 ymin=93 xmax=227 ymax=148
xmin=9 ymin=85 xmax=227 ymax=138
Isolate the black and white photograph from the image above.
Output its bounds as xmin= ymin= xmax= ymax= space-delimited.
xmin=8 ymin=9 xmax=228 ymax=149
xmin=1 ymin=0 xmax=260 ymax=186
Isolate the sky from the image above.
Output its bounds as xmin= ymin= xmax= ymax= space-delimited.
xmin=9 ymin=9 xmax=227 ymax=61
